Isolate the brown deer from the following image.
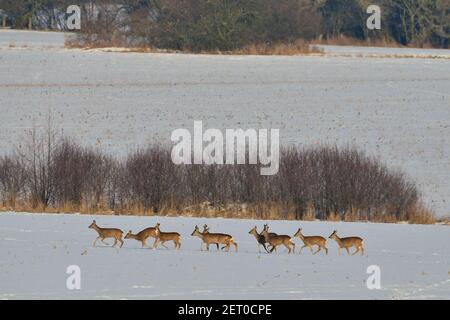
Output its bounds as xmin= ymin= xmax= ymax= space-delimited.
xmin=261 ymin=224 xmax=281 ymax=250
xmin=124 ymin=223 xmax=159 ymax=248
xmin=248 ymin=226 xmax=270 ymax=253
xmin=153 ymin=224 xmax=181 ymax=249
xmin=328 ymin=230 xmax=364 ymax=256
xmin=262 ymin=224 xmax=278 ymax=239
xmin=200 ymin=224 xmax=220 ymax=250
xmin=261 ymin=226 xmax=295 ymax=254
xmin=293 ymin=228 xmax=328 ymax=255
xmin=191 ymin=225 xmax=238 ymax=252
xmin=88 ymin=220 xmax=124 ymax=248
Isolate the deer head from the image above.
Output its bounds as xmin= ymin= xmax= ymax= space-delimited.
xmin=88 ymin=220 xmax=97 ymax=229
xmin=328 ymin=230 xmax=338 ymax=239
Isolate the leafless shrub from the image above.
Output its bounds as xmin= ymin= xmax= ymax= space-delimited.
xmin=0 ymin=132 xmax=433 ymax=223
xmin=117 ymin=146 xmax=177 ymax=214
xmin=52 ymin=139 xmax=115 ymax=210
xmin=0 ymin=154 xmax=27 ymax=207
xmin=16 ymin=119 xmax=58 ymax=208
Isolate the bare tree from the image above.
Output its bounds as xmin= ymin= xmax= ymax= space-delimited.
xmin=17 ymin=114 xmax=58 ymax=208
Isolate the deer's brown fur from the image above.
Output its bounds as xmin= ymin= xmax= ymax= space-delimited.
xmin=328 ymin=230 xmax=364 ymax=256
xmin=191 ymin=225 xmax=238 ymax=252
xmin=89 ymin=220 xmax=124 ymax=248
xmin=293 ymin=228 xmax=328 ymax=255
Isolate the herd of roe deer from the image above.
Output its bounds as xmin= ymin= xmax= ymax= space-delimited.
xmin=88 ymin=220 xmax=365 ymax=255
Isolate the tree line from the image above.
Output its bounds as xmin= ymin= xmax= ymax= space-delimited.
xmin=1 ymin=0 xmax=448 ymax=50
xmin=0 ymin=126 xmax=433 ymax=223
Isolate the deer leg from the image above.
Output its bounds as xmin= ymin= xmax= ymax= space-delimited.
xmin=262 ymin=243 xmax=269 ymax=253
xmin=101 ymin=238 xmax=109 ymax=245
xmin=119 ymin=238 xmax=124 ymax=248
xmin=309 ymin=246 xmax=314 ymax=254
xmin=314 ymin=246 xmax=321 ymax=255
xmin=360 ymin=246 xmax=364 ymax=255
xmin=338 ymin=247 xmax=341 ymax=255
xmin=324 ymin=246 xmax=329 ymax=255
xmin=112 ymin=238 xmax=117 ymax=247
xmin=345 ymin=247 xmax=350 ymax=255
xmin=351 ymin=247 xmax=359 ymax=256
xmin=160 ymin=241 xmax=169 ymax=249
xmin=93 ymin=237 xmax=100 ymax=247
xmin=234 ymin=242 xmax=238 ymax=252
xmin=151 ymin=238 xmax=159 ymax=250
xmin=300 ymin=245 xmax=306 ymax=254
xmin=283 ymin=243 xmax=291 ymax=253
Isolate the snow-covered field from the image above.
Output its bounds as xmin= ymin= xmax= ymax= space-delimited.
xmin=0 ymin=29 xmax=66 ymax=48
xmin=317 ymin=44 xmax=450 ymax=58
xmin=0 ymin=30 xmax=449 ymax=217
xmin=0 ymin=212 xmax=449 ymax=299
xmin=0 ymin=30 xmax=449 ymax=300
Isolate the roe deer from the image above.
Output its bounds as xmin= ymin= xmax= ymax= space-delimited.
xmin=262 ymin=224 xmax=278 ymax=240
xmin=328 ymin=230 xmax=364 ymax=256
xmin=191 ymin=225 xmax=238 ymax=252
xmin=293 ymin=228 xmax=328 ymax=254
xmin=248 ymin=226 xmax=270 ymax=253
xmin=203 ymin=224 xmax=224 ymax=250
xmin=88 ymin=220 xmax=124 ymax=248
xmin=153 ymin=224 xmax=181 ymax=249
xmin=261 ymin=226 xmax=295 ymax=254
xmin=124 ymin=223 xmax=159 ymax=248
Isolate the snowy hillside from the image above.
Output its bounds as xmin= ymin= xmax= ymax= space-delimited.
xmin=0 ymin=212 xmax=448 ymax=299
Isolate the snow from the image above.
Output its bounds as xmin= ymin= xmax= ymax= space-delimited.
xmin=0 ymin=212 xmax=449 ymax=299
xmin=1 ymin=30 xmax=449 ymax=217
xmin=0 ymin=29 xmax=448 ymax=301
xmin=317 ymin=45 xmax=450 ymax=58
xmin=0 ymin=29 xmax=66 ymax=48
